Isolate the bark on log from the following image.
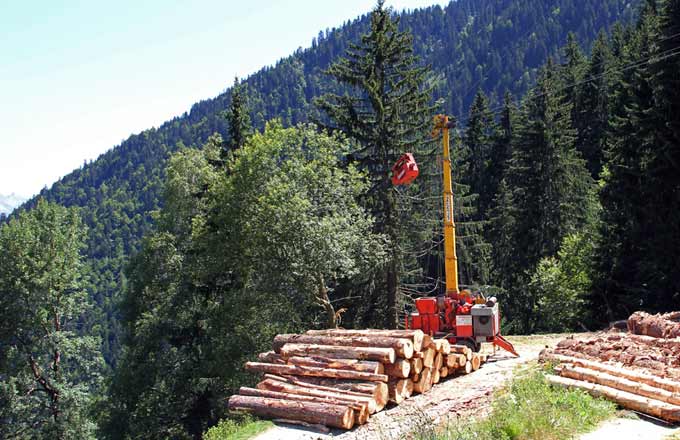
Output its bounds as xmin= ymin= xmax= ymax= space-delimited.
xmin=411 ymin=358 xmax=423 ymax=374
xmin=279 ymin=343 xmax=396 ymax=364
xmin=422 ymin=335 xmax=433 ymax=350
xmin=274 ymin=334 xmax=414 ymax=359
xmin=558 ymin=365 xmax=680 ymax=406
xmin=257 ymin=378 xmax=377 ymax=414
xmin=305 ymin=329 xmax=425 ymax=352
xmin=547 ymin=374 xmax=680 ymax=422
xmin=433 ymin=352 xmax=444 ymax=371
xmin=258 ymin=351 xmax=285 ymax=364
xmin=286 ymin=356 xmax=383 ymax=374
xmin=540 ymin=351 xmax=680 ymax=393
xmin=276 ymin=375 xmax=388 ymax=408
xmin=238 ymin=387 xmax=369 ymax=425
xmin=228 ymin=394 xmax=355 ymax=429
xmin=450 ymin=345 xmax=472 ymax=359
xmin=245 ymin=362 xmax=388 ymax=382
xmin=383 ymin=359 xmax=411 ymax=379
xmin=628 ymin=311 xmax=680 ymax=339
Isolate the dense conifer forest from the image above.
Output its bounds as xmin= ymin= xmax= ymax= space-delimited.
xmin=5 ymin=0 xmax=680 ymax=438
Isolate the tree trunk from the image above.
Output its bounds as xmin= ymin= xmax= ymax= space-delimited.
xmin=228 ymin=394 xmax=354 ymax=429
xmin=540 ymin=350 xmax=680 ymax=393
xmin=305 ymin=329 xmax=425 ymax=352
xmin=276 ymin=375 xmax=388 ymax=408
xmin=258 ymin=351 xmax=285 ymax=364
xmin=257 ymin=378 xmax=377 ymax=414
xmin=285 ymin=356 xmax=383 ymax=374
xmin=558 ymin=364 xmax=680 ymax=406
xmin=273 ymin=334 xmax=413 ymax=358
xmin=546 ymin=374 xmax=680 ymax=422
xmin=239 ymin=387 xmax=369 ymax=425
xmin=316 ymin=274 xmax=337 ymax=329
xmin=279 ymin=343 xmax=395 ymax=363
xmin=245 ymin=362 xmax=388 ymax=382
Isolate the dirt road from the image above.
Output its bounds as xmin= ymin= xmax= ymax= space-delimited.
xmin=253 ymin=334 xmax=567 ymax=440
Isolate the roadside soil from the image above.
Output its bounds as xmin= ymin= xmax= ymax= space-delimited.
xmin=253 ymin=333 xmax=568 ymax=440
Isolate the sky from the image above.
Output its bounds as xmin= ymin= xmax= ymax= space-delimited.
xmin=0 ymin=0 xmax=448 ymax=198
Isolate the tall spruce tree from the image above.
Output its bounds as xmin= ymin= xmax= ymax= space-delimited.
xmin=646 ymin=0 xmax=680 ymax=308
xmin=493 ymin=61 xmax=596 ymax=332
xmin=576 ymin=31 xmax=614 ymax=177
xmin=225 ymin=77 xmax=253 ymax=153
xmin=463 ymin=90 xmax=498 ymax=219
xmin=315 ymin=0 xmax=435 ymax=327
xmin=596 ymin=3 xmax=659 ymax=319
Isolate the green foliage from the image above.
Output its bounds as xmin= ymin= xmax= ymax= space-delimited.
xmin=203 ymin=415 xmax=272 ymax=440
xmin=103 ymin=123 xmax=384 ymax=439
xmin=527 ymin=231 xmax=597 ymax=332
xmin=0 ymin=199 xmax=104 ymax=439
xmin=225 ymin=77 xmax=253 ymax=152
xmin=413 ymin=368 xmax=615 ymax=440
xmin=490 ymin=60 xmax=597 ymax=333
xmin=595 ymin=0 xmax=680 ymax=320
xmin=315 ymin=0 xmax=436 ymax=327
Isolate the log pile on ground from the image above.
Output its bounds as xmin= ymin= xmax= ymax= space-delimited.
xmin=227 ymin=329 xmax=488 ymax=429
xmin=540 ymin=311 xmax=680 ymax=422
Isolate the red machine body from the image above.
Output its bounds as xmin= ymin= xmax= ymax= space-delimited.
xmin=391 ymin=153 xmax=419 ymax=185
xmin=406 ymin=294 xmax=517 ymax=355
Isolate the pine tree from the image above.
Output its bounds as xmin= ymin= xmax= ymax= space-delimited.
xmin=494 ymin=61 xmax=596 ymax=332
xmin=225 ymin=77 xmax=253 ymax=153
xmin=314 ymin=0 xmax=435 ymax=327
xmin=576 ymin=31 xmax=613 ymax=177
xmin=463 ymin=90 xmax=498 ymax=219
xmin=596 ymin=4 xmax=659 ymax=319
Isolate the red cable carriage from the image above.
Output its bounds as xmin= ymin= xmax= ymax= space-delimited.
xmin=391 ymin=153 xmax=419 ymax=185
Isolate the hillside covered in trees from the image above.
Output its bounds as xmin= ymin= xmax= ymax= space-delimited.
xmin=7 ymin=0 xmax=680 ymax=438
xmin=16 ymin=0 xmax=637 ymax=367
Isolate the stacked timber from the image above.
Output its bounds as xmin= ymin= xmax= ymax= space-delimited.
xmin=540 ymin=310 xmax=680 ymax=422
xmin=227 ymin=329 xmax=489 ymax=429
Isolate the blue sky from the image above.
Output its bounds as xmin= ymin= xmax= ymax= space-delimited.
xmin=0 ymin=0 xmax=447 ymax=197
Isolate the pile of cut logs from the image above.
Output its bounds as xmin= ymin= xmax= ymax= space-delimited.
xmin=227 ymin=329 xmax=487 ymax=430
xmin=540 ymin=311 xmax=680 ymax=422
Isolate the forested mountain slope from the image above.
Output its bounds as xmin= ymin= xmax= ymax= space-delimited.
xmin=21 ymin=0 xmax=638 ymax=364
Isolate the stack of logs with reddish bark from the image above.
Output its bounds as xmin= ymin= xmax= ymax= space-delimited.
xmin=540 ymin=311 xmax=680 ymax=422
xmin=227 ymin=329 xmax=487 ymax=430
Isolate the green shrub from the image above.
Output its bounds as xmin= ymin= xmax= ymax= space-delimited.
xmin=203 ymin=415 xmax=273 ymax=440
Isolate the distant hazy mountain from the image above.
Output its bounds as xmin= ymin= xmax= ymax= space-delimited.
xmin=0 ymin=193 xmax=25 ymax=215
